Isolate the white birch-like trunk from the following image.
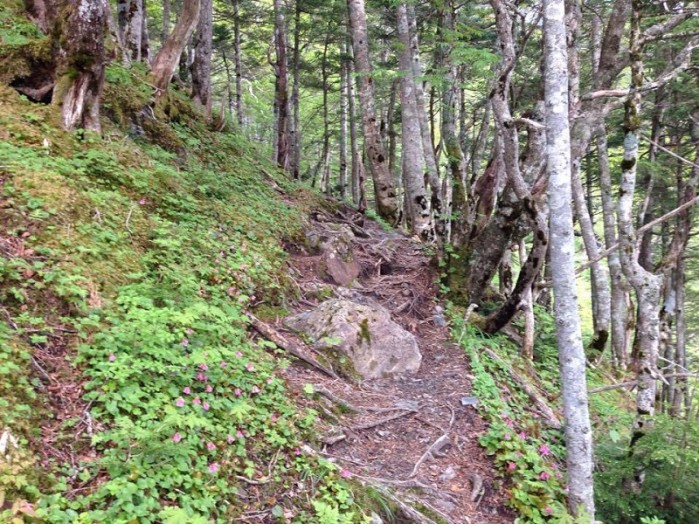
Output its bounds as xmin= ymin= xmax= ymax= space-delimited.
xmin=347 ymin=0 xmax=399 ymax=223
xmin=406 ymin=5 xmax=442 ymax=234
xmin=397 ymin=4 xmax=431 ymax=238
xmin=543 ymin=0 xmax=595 ymax=517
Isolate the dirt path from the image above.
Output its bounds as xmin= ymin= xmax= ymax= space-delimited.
xmin=277 ymin=205 xmax=514 ymax=523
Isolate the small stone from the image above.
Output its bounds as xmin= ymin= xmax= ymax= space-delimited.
xmin=460 ymin=396 xmax=479 ymax=406
xmin=439 ymin=465 xmax=457 ymax=482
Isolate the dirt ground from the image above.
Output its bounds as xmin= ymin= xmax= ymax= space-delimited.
xmin=271 ymin=204 xmax=515 ymax=524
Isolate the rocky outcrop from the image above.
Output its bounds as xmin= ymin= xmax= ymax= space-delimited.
xmin=284 ymin=299 xmax=421 ymax=380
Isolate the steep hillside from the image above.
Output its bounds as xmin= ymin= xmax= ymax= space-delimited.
xmin=0 ymin=69 xmax=363 ymax=522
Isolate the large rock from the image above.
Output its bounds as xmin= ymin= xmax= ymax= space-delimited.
xmin=316 ymin=225 xmax=360 ymax=287
xmin=284 ymin=299 xmax=421 ymax=380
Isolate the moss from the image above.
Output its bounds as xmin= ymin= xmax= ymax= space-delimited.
xmin=358 ymin=317 xmax=371 ymax=345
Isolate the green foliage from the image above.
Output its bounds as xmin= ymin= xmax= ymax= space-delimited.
xmin=451 ymin=315 xmax=569 ymax=523
xmin=0 ymin=78 xmax=362 ymax=522
xmin=595 ymin=414 xmax=699 ymax=524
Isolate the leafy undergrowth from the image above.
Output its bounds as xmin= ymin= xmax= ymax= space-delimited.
xmin=451 ymin=314 xmax=569 ymax=523
xmin=0 ymin=64 xmax=364 ymax=522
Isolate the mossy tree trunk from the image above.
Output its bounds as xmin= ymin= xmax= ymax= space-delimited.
xmin=53 ymin=0 xmax=108 ymax=133
xmin=151 ymin=0 xmax=200 ymax=95
xmin=191 ymin=0 xmax=212 ymax=117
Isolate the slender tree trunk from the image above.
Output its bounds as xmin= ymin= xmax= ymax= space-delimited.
xmin=544 ymin=0 xmax=595 ymax=515
xmin=191 ymin=0 xmax=213 ymax=117
xmin=232 ymin=0 xmax=244 ymax=126
xmin=273 ymin=0 xmax=290 ymax=172
xmin=347 ymin=40 xmax=360 ymax=206
xmin=598 ymin=127 xmax=629 ymax=368
xmin=339 ymin=46 xmax=349 ymax=199
xmin=618 ymin=2 xmax=663 ymax=478
xmin=347 ymin=0 xmax=399 ymax=223
xmin=289 ymin=0 xmax=301 ymax=179
xmin=519 ymin=239 xmax=535 ymax=360
xmin=397 ymin=3 xmax=431 ymax=238
xmin=221 ymin=47 xmax=234 ymax=121
xmin=387 ymin=78 xmax=399 ymax=198
xmin=320 ymin=29 xmax=331 ymax=195
xmin=54 ymin=0 xmax=108 ymax=133
xmin=152 ymin=0 xmax=201 ymax=95
xmin=407 ymin=4 xmax=443 ymax=236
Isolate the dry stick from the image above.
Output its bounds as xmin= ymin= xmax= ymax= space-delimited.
xmin=481 ymin=346 xmax=562 ymax=429
xmin=469 ymin=472 xmax=484 ymax=502
xmin=349 ymin=409 xmax=416 ymax=431
xmin=409 ymin=434 xmax=449 ymax=478
xmin=248 ymin=314 xmax=339 ymax=379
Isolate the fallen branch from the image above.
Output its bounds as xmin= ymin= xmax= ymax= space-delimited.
xmin=314 ymin=387 xmax=361 ymax=413
xmin=248 ymin=314 xmax=339 ymax=379
xmin=469 ymin=472 xmax=484 ymax=502
xmin=409 ymin=434 xmax=449 ymax=478
xmin=481 ymin=346 xmax=562 ymax=429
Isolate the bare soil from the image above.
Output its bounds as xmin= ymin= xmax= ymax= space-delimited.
xmin=275 ymin=204 xmax=515 ymax=524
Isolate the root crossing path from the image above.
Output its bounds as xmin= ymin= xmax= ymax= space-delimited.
xmin=276 ymin=204 xmax=514 ymax=524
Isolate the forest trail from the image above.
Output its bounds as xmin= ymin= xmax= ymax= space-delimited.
xmin=268 ymin=204 xmax=514 ymax=524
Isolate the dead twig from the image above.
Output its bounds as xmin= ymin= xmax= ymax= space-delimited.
xmin=409 ymin=434 xmax=450 ymax=478
xmin=248 ymin=314 xmax=339 ymax=379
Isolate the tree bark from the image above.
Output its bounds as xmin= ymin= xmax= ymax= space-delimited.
xmin=544 ymin=0 xmax=595 ymax=516
xmin=289 ymin=0 xmax=301 ymax=179
xmin=617 ymin=2 xmax=663 ymax=477
xmin=232 ymin=0 xmax=244 ymax=126
xmin=347 ymin=0 xmax=399 ymax=223
xmin=151 ymin=0 xmax=201 ymax=95
xmin=54 ymin=0 xmax=108 ymax=133
xmin=339 ymin=44 xmax=349 ymax=199
xmin=118 ymin=0 xmax=149 ymax=64
xmin=407 ymin=4 xmax=443 ymax=237
xmin=162 ymin=0 xmax=170 ymax=43
xmin=273 ymin=0 xmax=290 ymax=172
xmin=397 ymin=3 xmax=431 ymax=238
xmin=191 ymin=0 xmax=213 ymax=117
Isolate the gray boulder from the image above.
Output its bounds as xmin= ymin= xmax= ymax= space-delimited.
xmin=284 ymin=299 xmax=421 ymax=380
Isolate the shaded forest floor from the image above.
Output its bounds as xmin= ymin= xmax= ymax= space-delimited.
xmin=268 ymin=204 xmax=515 ymax=523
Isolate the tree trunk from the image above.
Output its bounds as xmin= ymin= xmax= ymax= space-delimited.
xmin=151 ymin=0 xmax=201 ymax=95
xmin=544 ymin=0 xmax=595 ymax=515
xmin=118 ymin=0 xmax=146 ymax=64
xmin=339 ymin=44 xmax=349 ymax=199
xmin=618 ymin=2 xmax=663 ymax=480
xmin=54 ymin=0 xmax=108 ymax=133
xmin=289 ymin=0 xmax=301 ymax=179
xmin=347 ymin=39 xmax=360 ymax=206
xmin=320 ymin=29 xmax=331 ymax=195
xmin=191 ymin=0 xmax=213 ymax=117
xmin=397 ymin=3 xmax=431 ymax=238
xmin=597 ymin=127 xmax=630 ymax=368
xmin=347 ymin=0 xmax=399 ymax=223
xmin=387 ymin=78 xmax=399 ymax=200
xmin=162 ymin=0 xmax=170 ymax=43
xmin=407 ymin=4 xmax=443 ymax=236
xmin=232 ymin=0 xmax=244 ymax=126
xmin=273 ymin=0 xmax=290 ymax=172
